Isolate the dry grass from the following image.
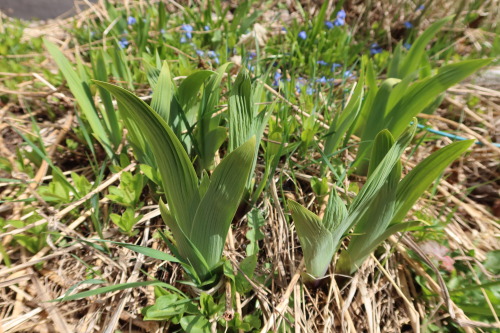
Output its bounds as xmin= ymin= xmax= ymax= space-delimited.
xmin=0 ymin=0 xmax=499 ymax=332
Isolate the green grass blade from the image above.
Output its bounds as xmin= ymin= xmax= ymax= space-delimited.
xmin=54 ymin=280 xmax=185 ymax=302
xmin=324 ymin=73 xmax=364 ymax=159
xmin=44 ymin=39 xmax=114 ymax=158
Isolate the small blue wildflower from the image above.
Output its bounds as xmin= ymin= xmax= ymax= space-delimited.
xmin=127 ymin=16 xmax=136 ymax=25
xmin=404 ymin=42 xmax=411 ymax=50
xmin=417 ymin=5 xmax=425 ymax=10
xmin=404 ymin=21 xmax=413 ymax=29
xmin=343 ymin=70 xmax=353 ymax=78
xmin=214 ymin=57 xmax=220 ymax=65
xmin=370 ymin=43 xmax=383 ymax=55
xmin=334 ymin=17 xmax=345 ymax=26
xmin=273 ymin=71 xmax=282 ymax=86
xmin=118 ymin=37 xmax=129 ymax=49
xmin=248 ymin=51 xmax=257 ymax=60
xmin=204 ymin=25 xmax=210 ymax=31
xmin=207 ymin=50 xmax=217 ymax=58
xmin=160 ymin=29 xmax=166 ymax=34
xmin=333 ymin=9 xmax=346 ymax=26
xmin=196 ymin=50 xmax=204 ymax=57
xmin=281 ymin=27 xmax=287 ymax=32
xmin=180 ymin=36 xmax=187 ymax=43
xmin=306 ymin=86 xmax=314 ymax=95
xmin=325 ymin=21 xmax=334 ymax=29
xmin=247 ymin=64 xmax=255 ymax=72
xmin=331 ymin=63 xmax=342 ymax=72
xmin=317 ymin=76 xmax=328 ymax=84
xmin=298 ymin=31 xmax=307 ymax=40
xmin=181 ymin=24 xmax=194 ymax=39
xmin=317 ymin=60 xmax=328 ymax=66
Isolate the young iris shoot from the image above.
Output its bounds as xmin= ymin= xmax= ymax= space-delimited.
xmin=94 ymin=79 xmax=257 ymax=284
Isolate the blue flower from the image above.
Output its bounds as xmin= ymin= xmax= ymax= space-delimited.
xmin=181 ymin=24 xmax=194 ymax=39
xmin=207 ymin=50 xmax=217 ymax=58
xmin=417 ymin=5 xmax=425 ymax=10
xmin=404 ymin=21 xmax=413 ymax=29
xmin=317 ymin=60 xmax=328 ymax=66
xmin=214 ymin=57 xmax=220 ymax=65
xmin=247 ymin=64 xmax=255 ymax=72
xmin=325 ymin=21 xmax=334 ymax=29
xmin=331 ymin=63 xmax=342 ymax=72
xmin=248 ymin=51 xmax=257 ymax=60
xmin=281 ymin=27 xmax=287 ymax=32
xmin=196 ymin=50 xmax=204 ymax=57
xmin=273 ymin=71 xmax=282 ymax=86
xmin=127 ymin=16 xmax=136 ymax=25
xmin=317 ymin=76 xmax=328 ymax=84
xmin=344 ymin=70 xmax=353 ymax=78
xmin=404 ymin=42 xmax=411 ymax=50
xmin=204 ymin=25 xmax=210 ymax=31
xmin=118 ymin=37 xmax=129 ymax=49
xmin=298 ymin=31 xmax=307 ymax=40
xmin=180 ymin=36 xmax=187 ymax=43
xmin=306 ymin=86 xmax=315 ymax=95
xmin=370 ymin=43 xmax=383 ymax=55
xmin=333 ymin=9 xmax=346 ymax=26
xmin=160 ymin=29 xmax=166 ymax=34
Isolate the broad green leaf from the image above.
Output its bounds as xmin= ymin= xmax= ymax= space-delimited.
xmin=229 ymin=69 xmax=253 ymax=152
xmin=151 ymin=61 xmax=177 ymax=125
xmin=189 ymin=137 xmax=256 ymax=271
xmin=322 ymin=190 xmax=348 ymax=232
xmin=340 ymin=221 xmax=419 ymax=273
xmin=398 ymin=17 xmax=452 ymax=78
xmin=159 ymin=200 xmax=210 ymax=280
xmin=356 ymin=79 xmax=400 ymax=167
xmin=44 ymin=40 xmax=114 ymax=158
xmin=200 ymin=127 xmax=227 ymax=170
xmin=93 ymin=49 xmax=121 ymax=148
xmin=289 ymin=200 xmax=335 ymax=279
xmin=346 ymin=130 xmax=400 ymax=272
xmin=324 ymin=72 xmax=364 ymax=159
xmin=144 ymin=294 xmax=191 ymax=320
xmin=180 ymin=315 xmax=211 ymax=333
xmin=93 ymin=81 xmax=200 ymax=227
xmin=392 ymin=140 xmax=473 ymax=223
xmin=386 ymin=58 xmax=492 ymax=138
xmin=178 ymin=70 xmax=215 ymax=110
xmin=346 ymin=122 xmax=415 ymax=229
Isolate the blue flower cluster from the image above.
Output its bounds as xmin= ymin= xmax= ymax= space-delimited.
xmin=118 ymin=37 xmax=129 ymax=49
xmin=370 ymin=43 xmax=383 ymax=55
xmin=404 ymin=21 xmax=413 ymax=29
xmin=326 ymin=9 xmax=346 ymax=28
xmin=180 ymin=24 xmax=194 ymax=43
xmin=127 ymin=16 xmax=136 ymax=25
xmin=298 ymin=31 xmax=307 ymax=40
